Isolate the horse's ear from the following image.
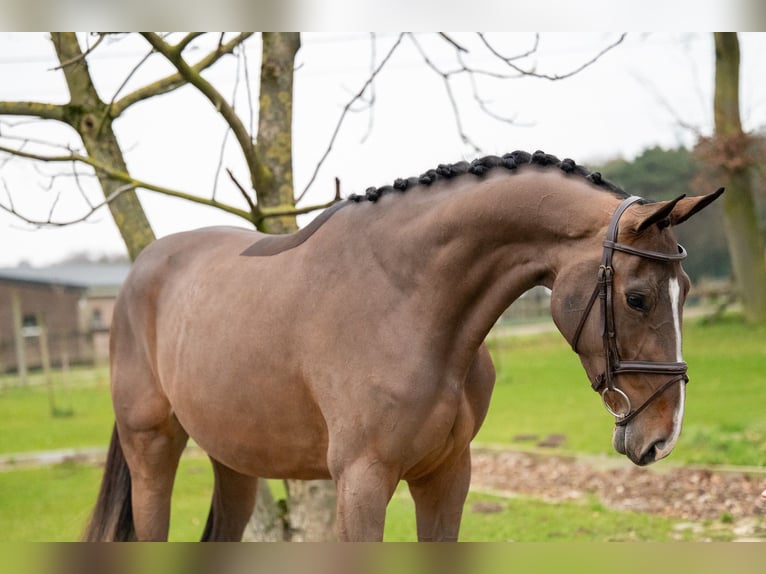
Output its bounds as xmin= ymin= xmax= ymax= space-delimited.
xmin=635 ymin=188 xmax=725 ymax=232
xmin=636 ymin=194 xmax=686 ymax=232
xmin=669 ymin=187 xmax=725 ymax=226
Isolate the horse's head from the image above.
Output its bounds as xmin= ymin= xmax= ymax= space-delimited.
xmin=551 ymin=189 xmax=724 ymax=466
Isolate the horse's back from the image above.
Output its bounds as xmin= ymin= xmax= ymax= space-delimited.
xmin=129 ymin=226 xmax=266 ymax=284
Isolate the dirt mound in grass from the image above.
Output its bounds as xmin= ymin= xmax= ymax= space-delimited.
xmin=470 ymin=447 xmax=766 ymax=540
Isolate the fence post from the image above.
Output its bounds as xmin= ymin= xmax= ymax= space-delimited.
xmin=10 ymin=289 xmax=28 ymax=386
xmin=37 ymin=313 xmax=57 ymax=416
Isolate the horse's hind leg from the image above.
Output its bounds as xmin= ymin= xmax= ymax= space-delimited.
xmin=117 ymin=413 xmax=189 ymax=541
xmin=407 ymin=448 xmax=471 ymax=542
xmin=201 ymin=458 xmax=258 ymax=541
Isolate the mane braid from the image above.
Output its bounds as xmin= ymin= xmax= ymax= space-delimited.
xmin=347 ymin=150 xmax=630 ymax=204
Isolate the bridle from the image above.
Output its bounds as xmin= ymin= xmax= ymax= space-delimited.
xmin=571 ymin=196 xmax=689 ymax=427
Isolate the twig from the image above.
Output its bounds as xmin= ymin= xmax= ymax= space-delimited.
xmin=296 ymin=33 xmax=405 ymax=203
xmin=141 ymin=32 xmax=259 ymax=186
xmin=226 ymin=168 xmax=257 ymax=216
xmin=0 ymin=143 xmax=253 ymax=221
xmin=242 ymin=42 xmax=256 ymax=138
xmin=439 ymin=33 xmax=469 ymax=53
xmin=478 ymin=33 xmax=627 ymax=81
xmin=50 ymin=33 xmax=106 ymax=71
xmin=0 ymin=182 xmax=136 ymax=228
xmin=409 ymin=34 xmax=482 ymax=153
xmin=257 ymin=197 xmax=341 ymax=224
xmin=212 ymin=48 xmax=244 ymax=202
xmin=112 ymin=33 xmax=253 ymax=117
xmin=360 ymin=33 xmax=377 ymax=144
xmin=176 ymin=33 xmax=205 ymax=53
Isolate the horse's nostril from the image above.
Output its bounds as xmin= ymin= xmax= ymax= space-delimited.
xmin=638 ymin=441 xmax=662 ymax=466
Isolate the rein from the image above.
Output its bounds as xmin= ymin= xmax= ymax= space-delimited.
xmin=571 ymin=196 xmax=689 ymax=427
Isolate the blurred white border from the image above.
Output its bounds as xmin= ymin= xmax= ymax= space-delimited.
xmin=0 ymin=0 xmax=763 ymax=31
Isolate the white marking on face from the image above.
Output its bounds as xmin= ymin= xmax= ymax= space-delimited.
xmin=656 ymin=382 xmax=685 ymax=459
xmin=656 ymin=276 xmax=685 ymax=459
xmin=669 ymin=277 xmax=683 ymax=362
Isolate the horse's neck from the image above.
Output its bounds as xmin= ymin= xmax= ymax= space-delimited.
xmin=359 ymin=170 xmax=613 ymax=367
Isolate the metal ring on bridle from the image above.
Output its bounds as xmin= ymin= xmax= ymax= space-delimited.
xmin=601 ymin=387 xmax=631 ymax=419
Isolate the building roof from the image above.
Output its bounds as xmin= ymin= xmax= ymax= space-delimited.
xmin=0 ymin=263 xmax=131 ymax=293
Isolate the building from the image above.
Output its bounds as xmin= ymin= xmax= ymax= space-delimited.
xmin=0 ymin=263 xmax=130 ymax=373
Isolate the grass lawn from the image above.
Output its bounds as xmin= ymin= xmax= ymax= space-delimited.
xmin=0 ymin=458 xmax=712 ymax=542
xmin=0 ymin=365 xmax=113 ymax=455
xmin=0 ymin=456 xmax=213 ymax=542
xmin=383 ymin=487 xmax=709 ymax=542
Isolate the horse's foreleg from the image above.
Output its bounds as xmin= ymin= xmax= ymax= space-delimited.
xmin=407 ymin=448 xmax=471 ymax=542
xmin=201 ymin=458 xmax=258 ymax=541
xmin=332 ymin=456 xmax=399 ymax=541
xmin=119 ymin=418 xmax=188 ymax=541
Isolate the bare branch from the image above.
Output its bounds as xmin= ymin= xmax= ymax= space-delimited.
xmin=0 ymin=144 xmax=254 ymax=222
xmin=226 ymin=168 xmax=257 ymax=214
xmin=359 ymin=33 xmax=377 ymax=145
xmin=438 ymin=33 xmax=469 ymax=53
xmin=408 ymin=34 xmax=482 ymax=153
xmin=0 ymin=101 xmax=68 ymax=122
xmin=50 ymin=32 xmax=106 ymax=71
xmin=630 ymin=70 xmax=704 ymax=139
xmin=478 ymin=33 xmax=627 ymax=81
xmin=0 ymin=180 xmax=136 ymax=228
xmin=140 ymin=32 xmax=259 ymax=186
xmin=111 ymin=33 xmax=254 ymax=117
xmin=211 ymin=43 xmax=247 ymax=202
xmin=241 ymin=43 xmax=256 ymax=138
xmin=106 ymin=48 xmax=154 ymax=114
xmin=176 ymin=33 xmax=205 ymax=53
xmin=296 ymin=33 xmax=406 ymax=203
xmin=257 ymin=197 xmax=342 ymax=224
xmin=458 ymin=50 xmax=528 ymax=127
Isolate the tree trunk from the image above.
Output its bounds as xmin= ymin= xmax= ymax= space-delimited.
xmin=712 ymin=33 xmax=766 ymax=323
xmin=246 ymin=32 xmax=338 ymax=541
xmin=242 ymin=480 xmax=286 ymax=541
xmin=254 ymin=33 xmax=301 ymax=234
xmin=51 ymin=33 xmax=156 ymax=260
xmin=283 ymin=479 xmax=338 ymax=541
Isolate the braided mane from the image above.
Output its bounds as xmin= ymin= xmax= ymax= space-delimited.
xmin=243 ymin=150 xmax=630 ymax=257
xmin=347 ymin=150 xmax=628 ymax=204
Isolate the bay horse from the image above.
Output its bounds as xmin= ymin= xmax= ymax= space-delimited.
xmin=84 ymin=150 xmax=722 ymax=541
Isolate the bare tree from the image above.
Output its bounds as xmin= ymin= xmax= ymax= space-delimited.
xmin=695 ymin=33 xmax=766 ymax=323
xmin=0 ymin=32 xmax=626 ymax=540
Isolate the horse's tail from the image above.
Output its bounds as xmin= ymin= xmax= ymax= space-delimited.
xmin=200 ymin=502 xmax=216 ymax=541
xmin=82 ymin=423 xmax=136 ymax=541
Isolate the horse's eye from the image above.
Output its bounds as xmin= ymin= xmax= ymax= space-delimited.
xmin=626 ymin=293 xmax=646 ymax=311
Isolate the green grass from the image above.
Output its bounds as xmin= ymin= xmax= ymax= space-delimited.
xmin=479 ymin=314 xmax=766 ymax=466
xmin=0 ymin=456 xmax=214 ymax=542
xmin=384 ymin=488 xmax=713 ymax=542
xmin=0 ymin=458 xmax=714 ymax=542
xmin=0 ymin=366 xmax=114 ymax=455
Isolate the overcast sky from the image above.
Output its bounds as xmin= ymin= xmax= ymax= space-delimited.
xmin=1 ymin=32 xmax=765 ymax=267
